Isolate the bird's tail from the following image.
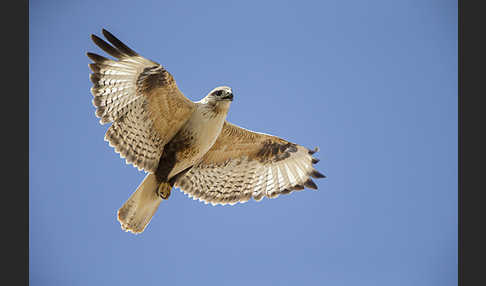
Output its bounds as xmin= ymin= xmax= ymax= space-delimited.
xmin=117 ymin=173 xmax=170 ymax=234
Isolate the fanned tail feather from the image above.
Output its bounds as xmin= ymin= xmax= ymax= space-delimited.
xmin=117 ymin=173 xmax=168 ymax=234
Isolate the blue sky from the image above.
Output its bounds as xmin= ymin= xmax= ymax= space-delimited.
xmin=30 ymin=0 xmax=457 ymax=285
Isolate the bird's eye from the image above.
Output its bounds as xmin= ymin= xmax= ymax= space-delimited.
xmin=214 ymin=90 xmax=223 ymax=96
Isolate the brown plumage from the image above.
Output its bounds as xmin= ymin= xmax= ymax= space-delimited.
xmin=87 ymin=29 xmax=326 ymax=234
xmin=173 ymin=122 xmax=324 ymax=205
xmin=88 ymin=29 xmax=195 ymax=172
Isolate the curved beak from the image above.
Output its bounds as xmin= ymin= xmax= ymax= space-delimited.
xmin=221 ymin=93 xmax=234 ymax=101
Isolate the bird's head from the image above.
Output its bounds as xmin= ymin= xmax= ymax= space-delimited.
xmin=204 ymin=86 xmax=234 ymax=104
xmin=200 ymin=86 xmax=234 ymax=114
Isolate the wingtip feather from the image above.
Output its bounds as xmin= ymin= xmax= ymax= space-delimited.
xmin=304 ymin=179 xmax=318 ymax=190
xmin=91 ymin=33 xmax=124 ymax=58
xmin=101 ymin=28 xmax=138 ymax=57
xmin=310 ymin=170 xmax=326 ymax=179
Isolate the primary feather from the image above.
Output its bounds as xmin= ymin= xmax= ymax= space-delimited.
xmin=88 ymin=29 xmax=195 ymax=172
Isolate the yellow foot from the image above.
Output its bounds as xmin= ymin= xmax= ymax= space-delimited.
xmin=158 ymin=187 xmax=171 ymax=200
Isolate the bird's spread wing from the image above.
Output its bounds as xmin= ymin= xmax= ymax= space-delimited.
xmin=174 ymin=121 xmax=325 ymax=205
xmin=88 ymin=29 xmax=196 ymax=172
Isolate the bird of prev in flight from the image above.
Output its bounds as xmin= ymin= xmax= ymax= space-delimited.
xmin=87 ymin=29 xmax=326 ymax=234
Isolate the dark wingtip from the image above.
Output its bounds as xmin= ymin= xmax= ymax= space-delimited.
xmin=101 ymin=28 xmax=138 ymax=57
xmin=304 ymin=179 xmax=318 ymax=190
xmin=281 ymin=189 xmax=292 ymax=195
xmin=312 ymin=157 xmax=320 ymax=164
xmin=101 ymin=28 xmax=113 ymax=36
xmin=310 ymin=170 xmax=326 ymax=179
xmin=101 ymin=28 xmax=117 ymax=40
xmin=92 ymin=33 xmax=125 ymax=58
xmin=86 ymin=52 xmax=108 ymax=63
xmin=309 ymin=147 xmax=320 ymax=155
xmin=293 ymin=184 xmax=305 ymax=190
xmin=88 ymin=63 xmax=100 ymax=73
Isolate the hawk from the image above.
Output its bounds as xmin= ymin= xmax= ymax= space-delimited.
xmin=87 ymin=29 xmax=326 ymax=234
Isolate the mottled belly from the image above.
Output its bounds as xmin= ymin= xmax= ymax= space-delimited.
xmin=155 ymin=106 xmax=227 ymax=182
xmin=155 ymin=128 xmax=204 ymax=181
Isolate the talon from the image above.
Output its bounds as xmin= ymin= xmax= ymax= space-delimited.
xmin=160 ymin=188 xmax=171 ymax=200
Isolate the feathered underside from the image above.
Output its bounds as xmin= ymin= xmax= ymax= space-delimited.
xmin=87 ymin=29 xmax=195 ymax=172
xmin=174 ymin=122 xmax=325 ymax=206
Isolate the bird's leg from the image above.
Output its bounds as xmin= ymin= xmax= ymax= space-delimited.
xmin=156 ymin=181 xmax=172 ymax=200
xmin=155 ymin=146 xmax=178 ymax=200
xmin=158 ymin=187 xmax=171 ymax=200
